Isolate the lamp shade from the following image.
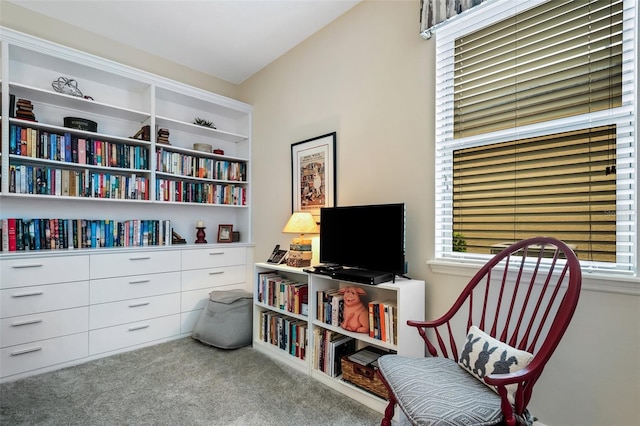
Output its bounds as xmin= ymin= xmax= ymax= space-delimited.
xmin=282 ymin=212 xmax=319 ymax=234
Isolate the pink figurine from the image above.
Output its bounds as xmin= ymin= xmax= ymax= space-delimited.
xmin=339 ymin=286 xmax=370 ymax=333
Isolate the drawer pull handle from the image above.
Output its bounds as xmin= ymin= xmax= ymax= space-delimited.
xmin=11 ymin=263 xmax=44 ymax=269
xmin=129 ymin=279 xmax=150 ymax=284
xmin=128 ymin=324 xmax=149 ymax=332
xmin=12 ymin=291 xmax=44 ymax=298
xmin=11 ymin=318 xmax=43 ymax=327
xmin=209 ymin=252 xmax=224 ymax=256
xmin=129 ymin=301 xmax=150 ymax=308
xmin=11 ymin=346 xmax=43 ymax=356
xmin=209 ymin=271 xmax=225 ymax=275
xmin=129 ymin=256 xmax=151 ymax=261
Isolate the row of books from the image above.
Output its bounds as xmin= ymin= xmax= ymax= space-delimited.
xmin=9 ymin=164 xmax=149 ymax=200
xmin=156 ymin=150 xmax=247 ymax=181
xmin=313 ymin=329 xmax=356 ymax=378
xmin=257 ymin=272 xmax=308 ymax=316
xmin=316 ymin=289 xmax=345 ymax=326
xmin=155 ymin=179 xmax=246 ymax=205
xmin=258 ymin=310 xmax=308 ymax=360
xmin=1 ymin=218 xmax=172 ymax=252
xmin=368 ymin=300 xmax=398 ymax=345
xmin=9 ymin=125 xmax=149 ymax=170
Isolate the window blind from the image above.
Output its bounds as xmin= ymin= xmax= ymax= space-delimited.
xmin=453 ymin=125 xmax=617 ymax=262
xmin=434 ymin=0 xmax=636 ymax=274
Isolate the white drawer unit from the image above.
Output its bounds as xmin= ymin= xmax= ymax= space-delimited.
xmin=90 ymin=293 xmax=180 ymax=329
xmin=1 ymin=307 xmax=89 ymax=347
xmin=90 ymin=272 xmax=181 ymax=304
xmin=90 ymin=250 xmax=181 ymax=279
xmin=0 ymin=281 xmax=90 ymax=318
xmin=0 ymin=255 xmax=90 ymax=289
xmin=181 ymin=265 xmax=246 ymax=292
xmin=89 ymin=314 xmax=181 ymax=355
xmin=0 ymin=333 xmax=88 ymax=378
xmin=181 ymin=247 xmax=246 ymax=270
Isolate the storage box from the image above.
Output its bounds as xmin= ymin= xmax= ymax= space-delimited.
xmin=341 ymin=355 xmax=389 ymax=399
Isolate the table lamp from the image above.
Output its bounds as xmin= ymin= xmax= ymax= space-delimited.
xmin=282 ymin=211 xmax=319 ymax=245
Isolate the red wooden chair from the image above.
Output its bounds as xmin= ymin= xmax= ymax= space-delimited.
xmin=377 ymin=237 xmax=582 ymax=426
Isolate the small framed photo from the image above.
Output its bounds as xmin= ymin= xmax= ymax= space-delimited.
xmin=217 ymin=224 xmax=233 ymax=243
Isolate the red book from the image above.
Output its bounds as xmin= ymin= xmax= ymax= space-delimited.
xmin=3 ymin=218 xmax=17 ymax=251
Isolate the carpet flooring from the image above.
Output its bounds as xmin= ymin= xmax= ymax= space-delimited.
xmin=0 ymin=337 xmax=383 ymax=425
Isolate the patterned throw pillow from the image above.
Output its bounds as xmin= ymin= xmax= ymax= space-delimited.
xmin=458 ymin=325 xmax=534 ymax=404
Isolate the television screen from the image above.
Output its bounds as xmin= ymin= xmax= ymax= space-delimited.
xmin=319 ymin=203 xmax=406 ymax=274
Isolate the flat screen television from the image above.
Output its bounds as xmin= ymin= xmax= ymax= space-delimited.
xmin=319 ymin=203 xmax=406 ymax=275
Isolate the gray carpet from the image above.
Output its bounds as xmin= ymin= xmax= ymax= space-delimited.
xmin=0 ymin=337 xmax=382 ymax=425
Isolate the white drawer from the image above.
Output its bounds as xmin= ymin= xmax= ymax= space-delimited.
xmin=0 ymin=255 xmax=90 ymax=289
xmin=90 ymin=293 xmax=180 ymax=329
xmin=89 ymin=314 xmax=181 ymax=355
xmin=1 ymin=307 xmax=89 ymax=347
xmin=90 ymin=272 xmax=180 ymax=304
xmin=89 ymin=250 xmax=181 ymax=279
xmin=1 ymin=333 xmax=88 ymax=378
xmin=181 ymin=247 xmax=246 ymax=270
xmin=180 ymin=284 xmax=246 ymax=313
xmin=1 ymin=281 xmax=89 ymax=318
xmin=181 ymin=265 xmax=247 ymax=292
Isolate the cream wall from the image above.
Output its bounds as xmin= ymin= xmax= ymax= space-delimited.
xmin=239 ymin=1 xmax=640 ymax=425
xmin=0 ymin=0 xmax=239 ymax=99
xmin=1 ymin=0 xmax=639 ymax=425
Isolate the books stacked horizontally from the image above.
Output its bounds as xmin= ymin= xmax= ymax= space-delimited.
xmin=15 ymin=98 xmax=36 ymax=122
xmin=287 ymin=241 xmax=312 ymax=267
xmin=157 ymin=128 xmax=170 ymax=144
xmin=313 ymin=329 xmax=355 ymax=378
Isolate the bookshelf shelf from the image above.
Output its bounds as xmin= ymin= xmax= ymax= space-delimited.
xmin=253 ymin=262 xmax=425 ymax=415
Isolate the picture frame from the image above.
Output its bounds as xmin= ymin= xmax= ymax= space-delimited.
xmin=217 ymin=224 xmax=233 ymax=243
xmin=291 ymin=132 xmax=336 ymax=222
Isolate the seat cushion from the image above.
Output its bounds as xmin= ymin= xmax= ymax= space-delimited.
xmin=378 ymin=355 xmax=503 ymax=426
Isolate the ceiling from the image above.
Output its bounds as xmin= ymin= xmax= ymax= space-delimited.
xmin=7 ymin=0 xmax=361 ymax=84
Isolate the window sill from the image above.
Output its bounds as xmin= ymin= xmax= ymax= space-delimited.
xmin=427 ymin=259 xmax=640 ymax=296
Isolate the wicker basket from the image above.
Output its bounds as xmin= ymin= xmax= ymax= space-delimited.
xmin=341 ymin=356 xmax=389 ymax=399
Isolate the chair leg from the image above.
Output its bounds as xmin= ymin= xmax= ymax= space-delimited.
xmin=381 ymin=397 xmax=396 ymax=426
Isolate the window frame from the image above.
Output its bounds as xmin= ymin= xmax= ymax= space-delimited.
xmin=431 ymin=0 xmax=639 ymax=292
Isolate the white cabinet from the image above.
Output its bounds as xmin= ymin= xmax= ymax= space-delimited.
xmin=0 ymin=254 xmax=90 ymax=378
xmin=252 ymin=262 xmax=425 ymax=414
xmin=0 ymin=244 xmax=251 ymax=382
xmin=0 ymin=27 xmax=252 ymax=245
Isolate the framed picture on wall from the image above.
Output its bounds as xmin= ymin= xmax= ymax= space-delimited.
xmin=291 ymin=132 xmax=336 ymax=222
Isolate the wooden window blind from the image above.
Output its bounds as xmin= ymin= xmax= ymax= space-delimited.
xmin=434 ymin=0 xmax=636 ymax=274
xmin=453 ymin=125 xmax=617 ymax=262
xmin=453 ymin=0 xmax=623 ymax=139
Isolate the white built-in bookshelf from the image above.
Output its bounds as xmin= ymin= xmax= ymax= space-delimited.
xmin=0 ymin=28 xmax=254 ymax=382
xmin=253 ymin=262 xmax=425 ymax=415
xmin=0 ymin=27 xmax=252 ymax=245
